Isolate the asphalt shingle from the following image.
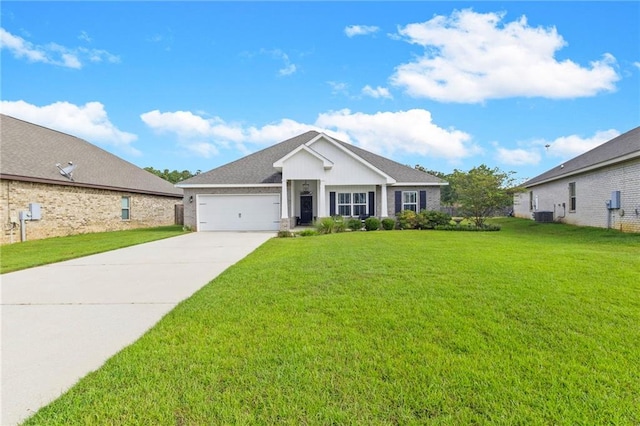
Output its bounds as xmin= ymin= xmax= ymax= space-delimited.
xmin=180 ymin=131 xmax=445 ymax=185
xmin=524 ymin=126 xmax=640 ymax=187
xmin=1 ymin=114 xmax=182 ymax=197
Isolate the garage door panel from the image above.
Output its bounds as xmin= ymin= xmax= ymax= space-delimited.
xmin=198 ymin=194 xmax=280 ymax=231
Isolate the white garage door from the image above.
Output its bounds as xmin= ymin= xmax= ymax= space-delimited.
xmin=197 ymin=194 xmax=280 ymax=231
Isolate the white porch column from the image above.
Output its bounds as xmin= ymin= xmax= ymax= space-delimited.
xmin=381 ymin=185 xmax=388 ymax=217
xmin=281 ymin=178 xmax=289 ymax=219
xmin=290 ymin=180 xmax=296 ymax=220
xmin=318 ymin=180 xmax=326 ymax=217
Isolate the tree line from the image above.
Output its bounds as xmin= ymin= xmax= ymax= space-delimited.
xmin=144 ymin=167 xmax=200 ymax=184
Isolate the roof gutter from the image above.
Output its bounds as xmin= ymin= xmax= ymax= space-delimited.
xmin=175 ymin=183 xmax=281 ymax=189
xmin=1 ymin=174 xmax=183 ymax=198
xmin=524 ymin=151 xmax=640 ymax=187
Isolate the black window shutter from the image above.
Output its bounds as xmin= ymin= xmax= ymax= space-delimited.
xmin=419 ymin=190 xmax=427 ymax=211
xmin=329 ymin=192 xmax=336 ymax=216
xmin=394 ymin=191 xmax=402 ymax=214
xmin=368 ymin=191 xmax=375 ymax=216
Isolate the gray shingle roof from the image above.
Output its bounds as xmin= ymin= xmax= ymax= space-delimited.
xmin=180 ymin=131 xmax=445 ymax=185
xmin=1 ymin=114 xmax=182 ymax=197
xmin=524 ymin=126 xmax=640 ymax=187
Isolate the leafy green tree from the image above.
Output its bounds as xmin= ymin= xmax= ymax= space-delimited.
xmin=448 ymin=164 xmax=519 ymax=227
xmin=414 ymin=165 xmax=455 ymax=205
xmin=144 ymin=167 xmax=198 ymax=184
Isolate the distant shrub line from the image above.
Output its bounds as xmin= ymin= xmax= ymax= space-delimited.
xmin=277 ymin=210 xmax=501 ymax=237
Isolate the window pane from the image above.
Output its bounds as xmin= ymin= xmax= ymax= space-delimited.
xmin=338 ymin=205 xmax=351 ymax=216
xmin=569 ymin=183 xmax=576 ymax=211
xmin=403 ymin=191 xmax=417 ymax=203
xmin=122 ymin=209 xmax=130 ymax=220
xmin=338 ymin=193 xmax=351 ymax=204
xmin=353 ymin=205 xmax=367 ymax=216
xmin=353 ymin=193 xmax=366 ymax=203
xmin=121 ymin=197 xmax=130 ymax=208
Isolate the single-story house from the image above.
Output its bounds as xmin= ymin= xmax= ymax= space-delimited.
xmin=176 ymin=131 xmax=446 ymax=231
xmin=513 ymin=126 xmax=640 ymax=232
xmin=0 ymin=114 xmax=183 ymax=244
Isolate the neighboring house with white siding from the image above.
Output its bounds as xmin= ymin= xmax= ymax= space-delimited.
xmin=513 ymin=126 xmax=640 ymax=233
xmin=1 ymin=114 xmax=183 ymax=244
xmin=177 ymin=131 xmax=446 ymax=231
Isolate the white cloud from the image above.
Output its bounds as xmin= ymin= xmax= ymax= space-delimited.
xmin=0 ymin=27 xmax=120 ymax=69
xmin=315 ymin=109 xmax=478 ymax=161
xmin=496 ymin=147 xmax=541 ymax=165
xmin=260 ymin=49 xmax=297 ymax=77
xmin=279 ymin=63 xmax=297 ymax=76
xmin=141 ymin=110 xmax=319 ymax=157
xmin=362 ymin=85 xmax=392 ymax=99
xmin=141 ymin=108 xmax=476 ymax=163
xmin=345 ymin=25 xmax=380 ymax=37
xmin=328 ymin=81 xmax=349 ymax=96
xmin=0 ymin=28 xmax=47 ymax=63
xmin=390 ymin=9 xmax=619 ymax=103
xmin=78 ymin=31 xmax=92 ymax=43
xmin=0 ymin=100 xmax=140 ymax=155
xmin=541 ymin=129 xmax=620 ymax=159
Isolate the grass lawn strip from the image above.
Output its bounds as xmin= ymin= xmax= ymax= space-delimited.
xmin=23 ymin=219 xmax=640 ymax=424
xmin=0 ymin=225 xmax=187 ymax=274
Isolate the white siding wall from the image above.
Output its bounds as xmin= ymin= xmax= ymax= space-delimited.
xmin=513 ymin=158 xmax=640 ymax=232
xmin=281 ymin=150 xmax=326 ymax=180
xmin=309 ymin=139 xmax=387 ymax=185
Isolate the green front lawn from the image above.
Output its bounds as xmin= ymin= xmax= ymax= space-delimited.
xmin=23 ymin=219 xmax=640 ymax=424
xmin=1 ymin=225 xmax=187 ymax=274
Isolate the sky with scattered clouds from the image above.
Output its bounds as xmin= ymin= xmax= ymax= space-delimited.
xmin=1 ymin=2 xmax=638 ymax=182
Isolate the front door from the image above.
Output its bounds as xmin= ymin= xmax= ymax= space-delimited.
xmin=300 ymin=195 xmax=313 ymax=225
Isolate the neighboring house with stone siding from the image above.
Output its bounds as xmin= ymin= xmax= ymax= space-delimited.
xmin=1 ymin=114 xmax=183 ymax=244
xmin=176 ymin=131 xmax=446 ymax=231
xmin=513 ymin=126 xmax=640 ymax=233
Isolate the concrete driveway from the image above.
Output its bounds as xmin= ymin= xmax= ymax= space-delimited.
xmin=1 ymin=231 xmax=274 ymax=426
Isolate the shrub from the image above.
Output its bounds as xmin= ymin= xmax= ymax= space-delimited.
xmin=347 ymin=218 xmax=362 ymax=231
xmin=277 ymin=230 xmax=294 ymax=238
xmin=315 ymin=217 xmax=335 ymax=234
xmin=396 ymin=210 xmax=418 ymax=229
xmin=315 ymin=216 xmax=346 ymax=234
xmin=434 ymin=223 xmax=501 ymax=231
xmin=333 ymin=216 xmax=346 ymax=233
xmin=297 ymin=229 xmax=318 ymax=237
xmin=364 ymin=217 xmax=381 ymax=231
xmin=417 ymin=210 xmax=453 ymax=229
xmin=381 ymin=218 xmax=395 ymax=230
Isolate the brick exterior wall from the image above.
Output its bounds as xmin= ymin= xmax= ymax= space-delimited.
xmin=385 ymin=186 xmax=442 ymax=217
xmin=1 ymin=180 xmax=182 ymax=244
xmin=513 ymin=158 xmax=640 ymax=232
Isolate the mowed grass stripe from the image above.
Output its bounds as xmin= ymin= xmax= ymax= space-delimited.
xmin=0 ymin=225 xmax=187 ymax=274
xmin=23 ymin=219 xmax=640 ymax=425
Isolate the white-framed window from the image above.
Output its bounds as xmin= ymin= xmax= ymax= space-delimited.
xmin=353 ymin=192 xmax=367 ymax=216
xmin=338 ymin=193 xmax=351 ymax=216
xmin=402 ymin=191 xmax=418 ymax=212
xmin=569 ymin=182 xmax=576 ymax=211
xmin=337 ymin=192 xmax=368 ymax=217
xmin=121 ymin=196 xmax=131 ymax=220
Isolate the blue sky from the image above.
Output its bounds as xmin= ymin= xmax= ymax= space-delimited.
xmin=2 ymin=1 xmax=638 ymax=182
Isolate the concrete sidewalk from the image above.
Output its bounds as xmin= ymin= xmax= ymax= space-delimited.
xmin=1 ymin=231 xmax=274 ymax=425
